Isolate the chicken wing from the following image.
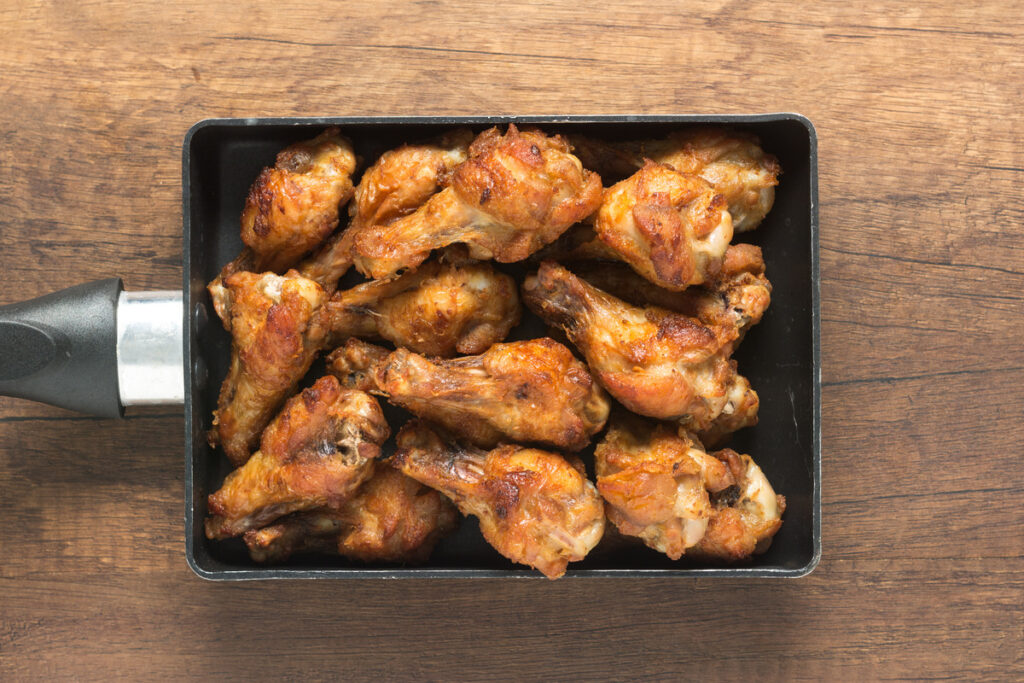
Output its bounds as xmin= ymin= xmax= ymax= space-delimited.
xmin=572 ymin=243 xmax=771 ymax=352
xmin=299 ymin=129 xmax=473 ymax=290
xmin=210 ymin=271 xmax=329 ymax=466
xmin=243 ymin=462 xmax=458 ymax=563
xmin=327 ymin=337 xmax=609 ymax=451
xmin=595 ymin=414 xmax=735 ymax=559
xmin=205 ymin=375 xmax=390 ymax=539
xmin=208 ymin=128 xmax=357 ymax=323
xmin=591 ymin=161 xmax=733 ymax=290
xmin=324 ymin=252 xmax=520 ymax=356
xmin=691 ymin=448 xmax=785 ymax=560
xmin=571 ymin=128 xmax=780 ymax=232
xmin=392 ymin=420 xmax=605 ymax=579
xmin=350 ymin=125 xmax=603 ymax=279
xmin=522 ymin=262 xmax=758 ymax=442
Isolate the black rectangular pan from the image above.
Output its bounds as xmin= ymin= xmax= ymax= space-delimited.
xmin=1 ymin=114 xmax=820 ymax=579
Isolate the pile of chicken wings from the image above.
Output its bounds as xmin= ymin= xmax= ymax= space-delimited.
xmin=204 ymin=124 xmax=785 ymax=579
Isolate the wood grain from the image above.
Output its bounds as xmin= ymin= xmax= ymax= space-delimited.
xmin=1 ymin=0 xmax=1022 ymax=679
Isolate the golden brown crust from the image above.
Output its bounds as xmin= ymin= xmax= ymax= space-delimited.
xmin=205 ymin=376 xmax=390 ymax=540
xmin=690 ymin=449 xmax=786 ymax=560
xmin=522 ymin=262 xmax=758 ymax=439
xmin=594 ymin=161 xmax=733 ymax=290
xmin=324 ymin=252 xmax=521 ymax=356
xmin=240 ymin=128 xmax=356 ymax=274
xmin=210 ymin=271 xmax=329 ymax=466
xmin=298 ymin=129 xmax=473 ymax=291
xmin=571 ymin=243 xmax=771 ymax=354
xmin=392 ymin=420 xmax=605 ymax=579
xmin=326 ymin=337 xmax=609 ymax=452
xmin=570 ymin=128 xmax=781 ymax=232
xmin=595 ymin=415 xmax=735 ymax=559
xmin=243 ymin=463 xmax=458 ymax=564
xmin=351 ymin=125 xmax=603 ymax=279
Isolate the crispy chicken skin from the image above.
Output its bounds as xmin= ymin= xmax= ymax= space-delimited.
xmin=325 ymin=252 xmax=521 ymax=356
xmin=205 ymin=376 xmax=390 ymax=540
xmin=392 ymin=420 xmax=606 ymax=579
xmin=691 ymin=448 xmax=785 ymax=560
xmin=522 ymin=262 xmax=758 ymax=442
xmin=592 ymin=161 xmax=733 ymax=290
xmin=571 ymin=128 xmax=780 ymax=232
xmin=595 ymin=415 xmax=735 ymax=559
xmin=327 ymin=337 xmax=609 ymax=451
xmin=210 ymin=271 xmax=329 ymax=466
xmin=208 ymin=129 xmax=357 ymax=324
xmin=243 ymin=462 xmax=457 ymax=563
xmin=573 ymin=243 xmax=771 ymax=352
xmin=350 ymin=125 xmax=603 ymax=279
xmin=300 ymin=129 xmax=473 ymax=290
xmin=241 ymin=128 xmax=357 ymax=274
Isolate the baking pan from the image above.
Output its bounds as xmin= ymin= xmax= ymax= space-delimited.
xmin=0 ymin=114 xmax=819 ymax=579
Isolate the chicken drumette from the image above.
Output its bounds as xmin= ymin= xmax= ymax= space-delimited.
xmin=243 ymin=462 xmax=458 ymax=564
xmin=206 ymin=375 xmax=389 ymax=540
xmin=392 ymin=420 xmax=606 ymax=579
xmin=210 ymin=271 xmax=329 ymax=466
xmin=350 ymin=125 xmax=603 ymax=279
xmin=691 ymin=448 xmax=786 ymax=560
xmin=209 ymin=128 xmax=357 ymax=322
xmin=572 ymin=242 xmax=771 ymax=352
xmin=327 ymin=337 xmax=609 ymax=451
xmin=523 ymin=262 xmax=758 ymax=443
xmin=300 ymin=129 xmax=473 ymax=290
xmin=590 ymin=161 xmax=733 ymax=290
xmin=325 ymin=252 xmax=521 ymax=356
xmin=595 ymin=414 xmax=736 ymax=559
xmin=571 ymin=128 xmax=780 ymax=232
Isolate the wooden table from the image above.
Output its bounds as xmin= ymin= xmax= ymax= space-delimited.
xmin=1 ymin=2 xmax=1021 ymax=679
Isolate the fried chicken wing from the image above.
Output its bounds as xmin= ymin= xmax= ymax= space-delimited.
xmin=325 ymin=252 xmax=520 ymax=356
xmin=208 ymin=129 xmax=357 ymax=323
xmin=205 ymin=375 xmax=390 ymax=539
xmin=595 ymin=415 xmax=735 ymax=559
xmin=392 ymin=420 xmax=605 ymax=579
xmin=571 ymin=128 xmax=780 ymax=232
xmin=241 ymin=128 xmax=357 ymax=273
xmin=210 ymin=271 xmax=329 ymax=466
xmin=691 ymin=448 xmax=785 ymax=560
xmin=299 ymin=129 xmax=473 ymax=290
xmin=350 ymin=125 xmax=603 ymax=279
xmin=573 ymin=243 xmax=771 ymax=351
xmin=522 ymin=262 xmax=758 ymax=442
xmin=327 ymin=337 xmax=609 ymax=451
xmin=591 ymin=161 xmax=733 ymax=290
xmin=243 ymin=462 xmax=458 ymax=563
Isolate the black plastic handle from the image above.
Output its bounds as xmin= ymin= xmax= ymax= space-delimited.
xmin=0 ymin=279 xmax=124 ymax=417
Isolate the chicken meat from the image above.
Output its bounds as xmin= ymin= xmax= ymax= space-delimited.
xmin=350 ymin=125 xmax=603 ymax=279
xmin=210 ymin=270 xmax=330 ymax=466
xmin=392 ymin=420 xmax=606 ymax=579
xmin=571 ymin=128 xmax=780 ymax=232
xmin=324 ymin=251 xmax=520 ymax=356
xmin=243 ymin=462 xmax=458 ymax=563
xmin=590 ymin=161 xmax=733 ymax=290
xmin=595 ymin=414 xmax=736 ymax=559
xmin=691 ymin=448 xmax=786 ymax=560
xmin=572 ymin=242 xmax=771 ymax=352
xmin=299 ymin=129 xmax=473 ymax=290
xmin=327 ymin=337 xmax=609 ymax=451
xmin=209 ymin=128 xmax=356 ymax=323
xmin=206 ymin=375 xmax=389 ymax=540
xmin=522 ymin=262 xmax=758 ymax=443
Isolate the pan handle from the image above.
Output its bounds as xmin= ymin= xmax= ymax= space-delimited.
xmin=0 ymin=279 xmax=184 ymax=417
